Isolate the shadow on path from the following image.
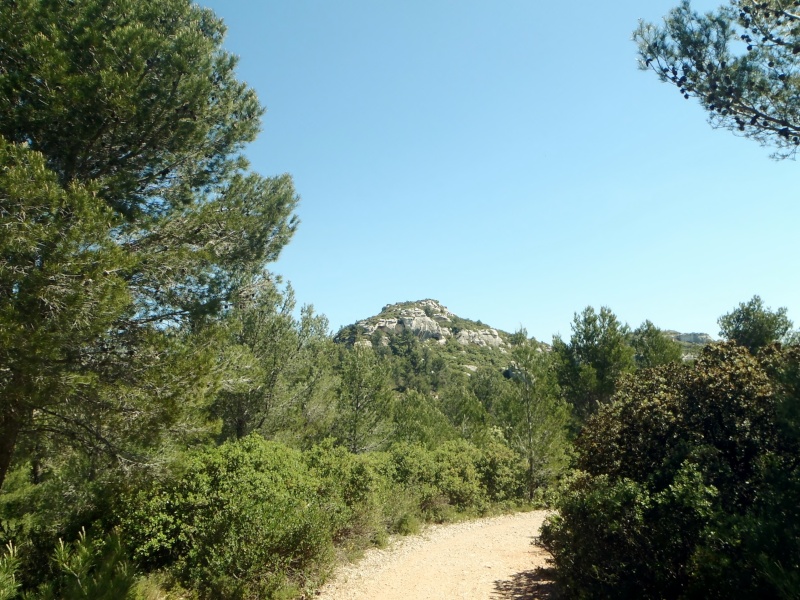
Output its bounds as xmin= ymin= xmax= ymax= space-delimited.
xmin=492 ymin=567 xmax=558 ymax=600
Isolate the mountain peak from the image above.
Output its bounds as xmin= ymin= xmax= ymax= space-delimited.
xmin=336 ymin=299 xmax=509 ymax=350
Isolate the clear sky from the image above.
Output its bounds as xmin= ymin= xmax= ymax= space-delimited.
xmin=200 ymin=0 xmax=798 ymax=342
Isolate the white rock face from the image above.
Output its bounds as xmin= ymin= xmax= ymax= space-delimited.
xmin=376 ymin=318 xmax=400 ymax=332
xmin=413 ymin=299 xmax=454 ymax=317
xmin=455 ymin=328 xmax=505 ymax=348
xmin=354 ymin=300 xmax=508 ymax=349
xmin=357 ymin=312 xmax=451 ymax=342
xmin=402 ymin=315 xmax=450 ymax=341
xmin=674 ymin=332 xmax=713 ymax=344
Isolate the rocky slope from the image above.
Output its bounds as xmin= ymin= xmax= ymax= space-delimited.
xmin=336 ymin=299 xmax=509 ymax=350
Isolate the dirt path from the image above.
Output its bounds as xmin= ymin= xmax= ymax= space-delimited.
xmin=314 ymin=511 xmax=556 ymax=600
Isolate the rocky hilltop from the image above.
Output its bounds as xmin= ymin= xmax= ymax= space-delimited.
xmin=335 ymin=299 xmax=508 ymax=350
xmin=665 ymin=331 xmax=714 ymax=345
xmin=335 ymin=300 xmax=713 ymax=356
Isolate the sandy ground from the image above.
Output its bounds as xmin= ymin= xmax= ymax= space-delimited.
xmin=314 ymin=510 xmax=556 ymax=600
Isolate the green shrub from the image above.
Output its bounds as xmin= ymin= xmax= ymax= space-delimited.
xmin=0 ymin=531 xmax=136 ymax=600
xmin=306 ymin=441 xmax=392 ymax=549
xmin=122 ymin=435 xmax=333 ymax=599
xmin=0 ymin=543 xmax=20 ymax=600
xmin=394 ymin=513 xmax=421 ymax=536
xmin=35 ymin=529 xmax=137 ymax=600
xmin=433 ymin=440 xmax=486 ymax=512
xmin=0 ymin=453 xmax=128 ymax=592
xmin=542 ymin=344 xmax=800 ymax=599
xmin=475 ymin=438 xmax=526 ymax=504
xmin=541 ymin=472 xmax=653 ymax=599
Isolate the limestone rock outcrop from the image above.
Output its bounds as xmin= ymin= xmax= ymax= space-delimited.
xmin=357 ymin=308 xmax=451 ymax=343
xmin=455 ymin=328 xmax=504 ymax=348
xmin=351 ymin=299 xmax=507 ymax=349
xmin=674 ymin=332 xmax=714 ymax=345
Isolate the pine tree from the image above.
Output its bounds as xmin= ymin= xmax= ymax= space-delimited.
xmin=0 ymin=0 xmax=298 ymax=488
xmin=635 ymin=0 xmax=800 ymax=158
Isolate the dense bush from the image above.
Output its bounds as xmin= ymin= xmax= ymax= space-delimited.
xmin=0 ymin=530 xmax=136 ymax=600
xmin=1 ymin=425 xmax=530 ymax=598
xmin=541 ymin=343 xmax=800 ymax=599
xmin=115 ymin=434 xmax=528 ymax=599
xmin=122 ymin=436 xmax=334 ymax=599
xmin=0 ymin=451 xmax=128 ymax=592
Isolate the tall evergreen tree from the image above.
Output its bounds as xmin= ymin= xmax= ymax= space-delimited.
xmin=334 ymin=346 xmax=394 ymax=454
xmin=498 ymin=343 xmax=569 ymax=499
xmin=0 ymin=0 xmax=298 ymax=488
xmin=553 ymin=306 xmax=635 ymax=422
xmin=718 ymin=295 xmax=793 ymax=353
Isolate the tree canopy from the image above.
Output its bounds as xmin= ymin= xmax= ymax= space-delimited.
xmin=631 ymin=320 xmax=684 ymax=368
xmin=718 ymin=294 xmax=793 ymax=353
xmin=635 ymin=0 xmax=800 ymax=158
xmin=0 ymin=0 xmax=299 ymax=489
xmin=553 ymin=306 xmax=635 ymax=422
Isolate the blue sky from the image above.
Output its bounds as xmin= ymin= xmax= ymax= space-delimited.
xmin=201 ymin=0 xmax=798 ymax=341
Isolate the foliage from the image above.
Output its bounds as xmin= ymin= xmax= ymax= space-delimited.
xmin=116 ymin=436 xmax=529 ymax=598
xmin=469 ymin=366 xmax=513 ymax=416
xmin=121 ymin=436 xmax=333 ymax=600
xmin=0 ymin=531 xmax=135 ymax=600
xmin=437 ymin=382 xmax=492 ymax=442
xmin=635 ymin=0 xmax=800 ymax=158
xmin=0 ymin=2 xmax=552 ymax=599
xmin=0 ymin=544 xmax=20 ymax=600
xmin=474 ymin=437 xmax=527 ymax=504
xmin=214 ymin=279 xmax=334 ymax=443
xmin=0 ymin=443 xmax=145 ymax=593
xmin=333 ymin=347 xmax=394 ymax=454
xmin=0 ymin=138 xmax=131 ymax=488
xmin=383 ymin=330 xmax=456 ymax=394
xmin=541 ymin=343 xmax=800 ymax=599
xmin=631 ymin=320 xmax=684 ymax=368
xmin=36 ymin=530 xmax=136 ymax=600
xmin=553 ymin=306 xmax=635 ymax=422
xmin=0 ymin=0 xmax=299 ymax=489
xmin=718 ymin=294 xmax=792 ymax=353
xmin=391 ymin=390 xmax=458 ymax=449
xmin=387 ymin=439 xmax=524 ymax=518
xmin=497 ymin=344 xmax=570 ymax=499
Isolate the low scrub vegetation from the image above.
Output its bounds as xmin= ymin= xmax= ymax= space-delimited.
xmin=0 ymin=436 xmax=529 ymax=599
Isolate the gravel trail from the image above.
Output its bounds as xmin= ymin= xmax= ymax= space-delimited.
xmin=314 ymin=510 xmax=555 ymax=600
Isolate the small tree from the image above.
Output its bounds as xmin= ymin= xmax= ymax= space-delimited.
xmin=553 ymin=306 xmax=635 ymax=422
xmin=498 ymin=344 xmax=569 ymax=499
xmin=214 ymin=279 xmax=334 ymax=442
xmin=334 ymin=346 xmax=394 ymax=454
xmin=718 ymin=295 xmax=792 ymax=353
xmin=631 ymin=320 xmax=684 ymax=368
